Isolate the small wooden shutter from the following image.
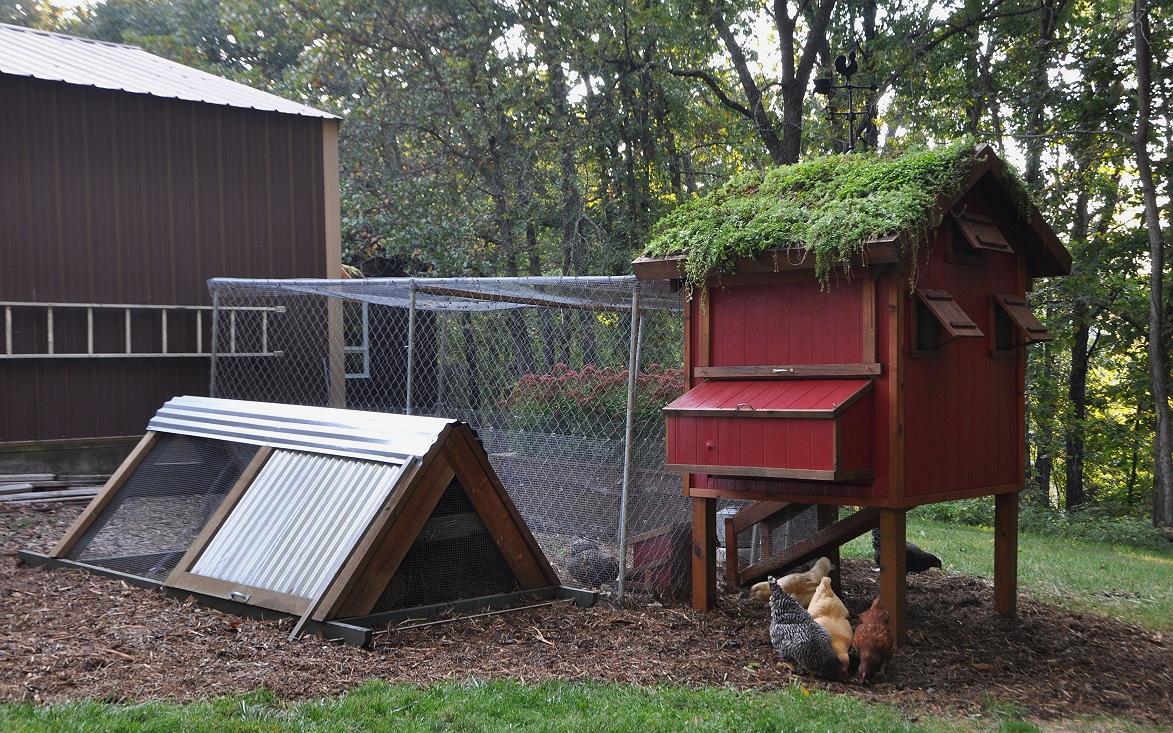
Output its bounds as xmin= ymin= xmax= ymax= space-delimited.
xmin=915 ymin=289 xmax=983 ymax=338
xmin=993 ymin=294 xmax=1053 ymax=343
xmin=953 ymin=211 xmax=1013 ymax=253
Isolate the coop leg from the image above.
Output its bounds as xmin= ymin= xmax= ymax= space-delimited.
xmin=878 ymin=508 xmax=907 ymax=645
xmin=691 ymin=496 xmax=716 ymax=610
xmin=994 ymin=491 xmax=1019 ymax=617
xmin=816 ymin=504 xmax=841 ymax=595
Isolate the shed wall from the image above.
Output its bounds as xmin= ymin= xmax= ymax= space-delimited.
xmin=0 ymin=76 xmax=331 ymax=442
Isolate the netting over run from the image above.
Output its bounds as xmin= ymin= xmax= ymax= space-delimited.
xmin=209 ymin=275 xmax=713 ymax=598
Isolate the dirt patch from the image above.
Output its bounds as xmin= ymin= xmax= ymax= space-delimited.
xmin=1 ymin=505 xmax=1169 ymax=724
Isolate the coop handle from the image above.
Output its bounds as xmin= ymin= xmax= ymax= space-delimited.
xmin=735 ymin=402 xmax=755 ymax=411
xmin=229 ymin=591 xmax=251 ymax=602
xmin=772 ymin=368 xmax=795 ymax=373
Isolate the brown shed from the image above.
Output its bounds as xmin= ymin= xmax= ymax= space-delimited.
xmin=0 ymin=23 xmax=341 ymax=468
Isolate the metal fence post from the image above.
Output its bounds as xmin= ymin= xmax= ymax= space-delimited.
xmin=405 ymin=282 xmax=417 ymax=415
xmin=616 ymin=285 xmax=643 ymax=602
xmin=209 ymin=288 xmax=220 ymax=396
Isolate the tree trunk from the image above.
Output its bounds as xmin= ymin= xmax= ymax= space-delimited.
xmin=1022 ymin=0 xmax=1069 ymax=187
xmin=1134 ymin=0 xmax=1173 ymax=527
xmin=1065 ymin=308 xmax=1089 ymax=508
xmin=1064 ymin=154 xmax=1093 ymax=509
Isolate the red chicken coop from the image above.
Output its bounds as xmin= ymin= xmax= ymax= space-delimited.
xmin=633 ymin=143 xmax=1071 ymax=641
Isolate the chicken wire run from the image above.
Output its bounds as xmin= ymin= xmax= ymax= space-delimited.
xmin=207 ymin=275 xmax=818 ymax=600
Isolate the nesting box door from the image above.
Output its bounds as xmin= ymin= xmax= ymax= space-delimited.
xmin=664 ymin=378 xmax=873 ymax=481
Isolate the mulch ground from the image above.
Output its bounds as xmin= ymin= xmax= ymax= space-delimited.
xmin=1 ymin=505 xmax=1169 ymax=725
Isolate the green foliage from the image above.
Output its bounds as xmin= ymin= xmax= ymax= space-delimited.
xmin=911 ymin=499 xmax=1172 ymax=552
xmin=643 ymin=139 xmax=990 ymax=287
xmin=500 ymin=363 xmax=683 ymax=438
xmin=841 ymin=518 xmax=1173 ymax=631
xmin=0 ymin=679 xmax=970 ymax=733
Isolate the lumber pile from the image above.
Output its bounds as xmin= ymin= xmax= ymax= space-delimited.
xmin=0 ymin=473 xmax=106 ymax=506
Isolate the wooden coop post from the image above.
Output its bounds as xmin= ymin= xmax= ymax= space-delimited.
xmin=878 ymin=508 xmax=907 ymax=645
xmin=994 ymin=491 xmax=1019 ymax=616
xmin=816 ymin=504 xmax=842 ymax=595
xmin=691 ymin=496 xmax=717 ymax=610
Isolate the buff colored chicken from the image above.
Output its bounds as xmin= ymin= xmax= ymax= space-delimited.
xmin=806 ymin=576 xmax=852 ymax=671
xmin=749 ymin=556 xmax=834 ymax=607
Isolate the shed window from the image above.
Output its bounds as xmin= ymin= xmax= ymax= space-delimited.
xmin=992 ymin=294 xmax=1053 ymax=345
xmin=914 ymin=289 xmax=983 ymax=351
xmin=952 ymin=211 xmax=1013 ymax=253
xmin=344 ymin=301 xmax=370 ymax=379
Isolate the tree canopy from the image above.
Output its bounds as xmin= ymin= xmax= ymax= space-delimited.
xmin=4 ymin=0 xmax=1171 ymax=526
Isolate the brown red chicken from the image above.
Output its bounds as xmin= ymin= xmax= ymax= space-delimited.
xmin=853 ymin=596 xmax=894 ymax=684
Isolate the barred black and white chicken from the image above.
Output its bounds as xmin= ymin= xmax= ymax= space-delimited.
xmin=766 ymin=575 xmax=846 ymax=680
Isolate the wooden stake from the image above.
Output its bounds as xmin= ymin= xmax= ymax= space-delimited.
xmin=816 ymin=504 xmax=842 ymax=595
xmin=994 ymin=491 xmax=1019 ymax=617
xmin=878 ymin=508 xmax=907 ymax=645
xmin=690 ymin=496 xmax=716 ymax=610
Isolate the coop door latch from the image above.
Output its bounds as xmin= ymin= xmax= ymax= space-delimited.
xmin=229 ymin=590 xmax=251 ymax=602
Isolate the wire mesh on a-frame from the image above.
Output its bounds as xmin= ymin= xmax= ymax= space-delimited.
xmin=207 ymin=275 xmax=698 ymax=601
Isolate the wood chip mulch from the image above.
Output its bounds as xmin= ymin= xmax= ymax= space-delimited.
xmin=1 ymin=505 xmax=1169 ymax=725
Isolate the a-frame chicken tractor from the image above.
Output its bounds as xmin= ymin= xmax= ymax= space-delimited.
xmin=633 ymin=143 xmax=1071 ymax=641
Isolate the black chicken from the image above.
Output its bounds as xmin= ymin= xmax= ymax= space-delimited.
xmin=871 ymin=528 xmax=942 ymax=573
xmin=567 ymin=540 xmax=619 ymax=587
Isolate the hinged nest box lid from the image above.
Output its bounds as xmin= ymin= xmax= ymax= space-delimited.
xmin=664 ymin=379 xmax=874 ymax=482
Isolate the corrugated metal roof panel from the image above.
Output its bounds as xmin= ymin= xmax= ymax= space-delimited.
xmin=147 ymin=395 xmax=455 ymax=464
xmin=664 ymin=379 xmax=873 ymax=415
xmin=191 ymin=450 xmax=404 ymax=599
xmin=0 ymin=22 xmax=336 ymax=119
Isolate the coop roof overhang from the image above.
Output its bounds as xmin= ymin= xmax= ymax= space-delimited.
xmin=632 ymin=144 xmax=1071 ymax=282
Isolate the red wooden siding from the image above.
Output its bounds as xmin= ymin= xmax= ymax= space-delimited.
xmin=902 ymin=192 xmax=1024 ymax=500
xmin=0 ymin=76 xmax=330 ymax=442
xmin=707 ymin=278 xmax=864 ymax=366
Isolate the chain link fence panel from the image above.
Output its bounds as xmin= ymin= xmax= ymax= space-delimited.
xmin=209 ymin=275 xmax=747 ymax=602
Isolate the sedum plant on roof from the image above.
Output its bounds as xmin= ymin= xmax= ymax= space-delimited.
xmin=644 ymin=139 xmax=1007 ymax=287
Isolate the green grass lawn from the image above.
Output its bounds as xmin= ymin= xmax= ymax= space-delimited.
xmin=0 ymin=679 xmax=1043 ymax=733
xmin=841 ymin=518 xmax=1173 ymax=632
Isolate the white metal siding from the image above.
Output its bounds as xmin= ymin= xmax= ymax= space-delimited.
xmin=191 ymin=450 xmax=405 ymax=599
xmin=0 ymin=22 xmax=335 ymax=118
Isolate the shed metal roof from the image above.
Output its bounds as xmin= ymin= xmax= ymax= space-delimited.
xmin=0 ymin=22 xmax=336 ymax=119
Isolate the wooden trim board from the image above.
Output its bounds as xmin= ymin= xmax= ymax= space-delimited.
xmin=670 ymin=464 xmax=872 ymax=483
xmin=164 ymin=446 xmax=274 ymax=582
xmin=693 ymin=363 xmax=881 ymax=379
